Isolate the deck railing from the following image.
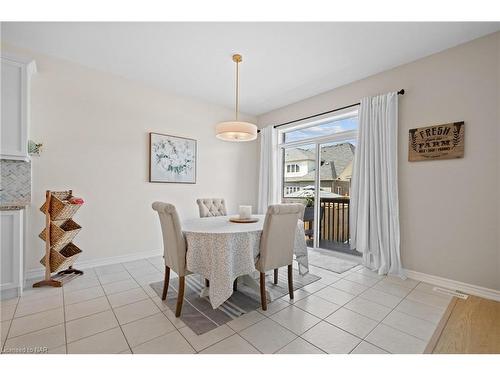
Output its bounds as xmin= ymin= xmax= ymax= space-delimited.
xmin=319 ymin=197 xmax=350 ymax=244
xmin=301 ymin=197 xmax=351 ymax=244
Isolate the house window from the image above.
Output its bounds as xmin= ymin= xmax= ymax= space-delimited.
xmin=287 ymin=164 xmax=300 ymax=173
xmin=285 ymin=186 xmax=301 ymax=195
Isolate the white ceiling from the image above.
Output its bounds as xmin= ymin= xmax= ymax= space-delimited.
xmin=2 ymin=22 xmax=499 ymax=115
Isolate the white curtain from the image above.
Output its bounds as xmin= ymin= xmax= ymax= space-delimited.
xmin=350 ymin=92 xmax=403 ymax=276
xmin=257 ymin=125 xmax=280 ymax=214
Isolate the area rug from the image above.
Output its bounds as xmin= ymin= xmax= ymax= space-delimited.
xmin=307 ymin=248 xmax=358 ymax=274
xmin=150 ymin=269 xmax=320 ymax=335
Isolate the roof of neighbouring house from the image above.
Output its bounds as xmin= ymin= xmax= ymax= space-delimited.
xmin=284 ymin=148 xmax=315 ymax=162
xmin=337 ymin=160 xmax=353 ymax=180
xmin=285 ymin=142 xmax=355 ymax=182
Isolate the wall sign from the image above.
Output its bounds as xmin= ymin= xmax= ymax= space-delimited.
xmin=408 ymin=122 xmax=464 ymax=162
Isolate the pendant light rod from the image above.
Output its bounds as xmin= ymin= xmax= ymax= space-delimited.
xmin=233 ymin=54 xmax=242 ymax=121
xmin=215 ymin=53 xmax=257 ymax=142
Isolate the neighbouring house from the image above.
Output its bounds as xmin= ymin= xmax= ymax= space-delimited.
xmin=284 ymin=142 xmax=355 ymax=196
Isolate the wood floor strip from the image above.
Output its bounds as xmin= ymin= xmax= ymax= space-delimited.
xmin=424 ymin=297 xmax=457 ymax=353
xmin=427 ymin=295 xmax=500 ymax=354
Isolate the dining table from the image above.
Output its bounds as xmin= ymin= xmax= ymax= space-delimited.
xmin=182 ymin=214 xmax=309 ymax=309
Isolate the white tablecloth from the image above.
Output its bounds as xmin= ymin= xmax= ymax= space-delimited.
xmin=183 ymin=215 xmax=309 ymax=308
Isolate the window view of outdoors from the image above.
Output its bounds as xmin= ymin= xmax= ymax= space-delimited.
xmin=283 ymin=116 xmax=357 ymax=199
xmin=283 ymin=141 xmax=355 ymax=198
xmin=284 ymin=115 xmax=357 ymax=143
xmin=282 ymin=115 xmax=358 ymax=255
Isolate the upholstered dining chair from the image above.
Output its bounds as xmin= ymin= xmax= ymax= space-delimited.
xmin=256 ymin=203 xmax=303 ymax=310
xmin=270 ymin=202 xmax=305 ymax=285
xmin=152 ymin=202 xmax=190 ymax=317
xmin=196 ymin=198 xmax=227 ymax=218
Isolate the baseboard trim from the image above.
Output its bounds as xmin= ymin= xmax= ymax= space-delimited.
xmin=26 ymin=249 xmax=162 ymax=280
xmin=404 ymin=269 xmax=500 ymax=302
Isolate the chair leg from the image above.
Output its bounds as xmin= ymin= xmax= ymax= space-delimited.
xmin=175 ymin=276 xmax=185 ymax=317
xmin=260 ymin=272 xmax=267 ymax=311
xmin=273 ymin=269 xmax=278 ymax=284
xmin=161 ymin=266 xmax=170 ymax=300
xmin=233 ymin=279 xmax=238 ymax=291
xmin=288 ymin=264 xmax=294 ymax=300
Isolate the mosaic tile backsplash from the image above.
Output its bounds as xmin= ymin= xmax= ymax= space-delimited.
xmin=0 ymin=160 xmax=31 ymax=205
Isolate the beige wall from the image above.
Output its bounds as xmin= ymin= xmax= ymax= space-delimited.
xmin=259 ymin=32 xmax=500 ymax=290
xmin=2 ymin=44 xmax=259 ymax=272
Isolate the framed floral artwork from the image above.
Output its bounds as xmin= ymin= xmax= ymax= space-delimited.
xmin=149 ymin=132 xmax=197 ymax=183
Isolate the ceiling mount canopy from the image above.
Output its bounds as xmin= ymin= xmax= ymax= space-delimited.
xmin=215 ymin=54 xmax=257 ymax=142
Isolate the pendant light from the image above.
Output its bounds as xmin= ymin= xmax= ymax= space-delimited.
xmin=215 ymin=54 xmax=257 ymax=142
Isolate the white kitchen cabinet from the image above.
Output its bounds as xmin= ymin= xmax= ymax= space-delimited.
xmin=1 ymin=53 xmax=36 ymax=161
xmin=0 ymin=209 xmax=24 ymax=299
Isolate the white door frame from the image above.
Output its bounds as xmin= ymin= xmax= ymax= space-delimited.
xmin=278 ymin=115 xmax=358 ymax=251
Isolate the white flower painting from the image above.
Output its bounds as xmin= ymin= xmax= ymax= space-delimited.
xmin=149 ymin=133 xmax=197 ymax=183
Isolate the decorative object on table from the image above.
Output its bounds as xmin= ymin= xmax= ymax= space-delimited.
xmin=149 ymin=270 xmax=320 ymax=335
xmin=408 ymin=122 xmax=465 ymax=161
xmin=229 ymin=205 xmax=257 ymax=223
xmin=196 ymin=198 xmax=227 ymax=217
xmin=229 ymin=216 xmax=259 ymax=223
xmin=238 ymin=205 xmax=252 ymax=219
xmin=28 ymin=140 xmax=43 ymax=156
xmin=33 ymin=190 xmax=84 ymax=288
xmin=149 ymin=132 xmax=197 ymax=184
xmin=215 ymin=54 xmax=258 ymax=142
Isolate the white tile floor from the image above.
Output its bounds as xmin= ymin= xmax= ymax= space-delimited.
xmin=0 ymin=255 xmax=452 ymax=354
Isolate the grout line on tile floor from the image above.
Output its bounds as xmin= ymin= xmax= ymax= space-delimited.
xmin=96 ymin=266 xmax=134 ymax=354
xmin=67 ymin=325 xmax=119 ymax=346
xmin=296 ymin=266 xmax=437 ymax=353
xmin=139 ymin=259 xmax=199 ymax=353
xmin=62 ymin=283 xmax=102 ymax=297
xmin=6 ymin=314 xmax=65 ymax=340
xmin=349 ymin=339 xmax=389 ymax=354
xmin=61 ymin=286 xmax=68 ymax=354
xmin=273 ymin=333 xmax=326 ymax=354
xmin=179 ymin=324 xmax=236 ymax=353
xmin=352 ymin=279 xmax=424 ymax=352
xmin=235 ymin=332 xmax=264 ymax=354
xmin=138 ymin=258 xmax=197 ymax=353
xmin=1 ymin=296 xmax=20 ymax=353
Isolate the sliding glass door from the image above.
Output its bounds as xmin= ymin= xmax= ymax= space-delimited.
xmin=317 ymin=140 xmax=355 ymax=254
xmin=280 ymin=111 xmax=359 ymax=255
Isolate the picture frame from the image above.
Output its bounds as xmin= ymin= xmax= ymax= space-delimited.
xmin=149 ymin=132 xmax=197 ymax=184
xmin=408 ymin=122 xmax=465 ymax=162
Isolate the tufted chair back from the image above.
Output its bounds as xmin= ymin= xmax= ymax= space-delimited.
xmin=152 ymin=202 xmax=187 ymax=276
xmin=196 ymin=198 xmax=227 ymax=218
xmin=256 ymin=203 xmax=303 ymax=272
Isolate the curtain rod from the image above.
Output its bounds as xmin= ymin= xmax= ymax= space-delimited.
xmin=257 ymin=89 xmax=404 ymax=133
